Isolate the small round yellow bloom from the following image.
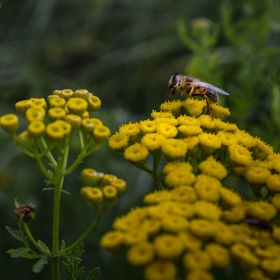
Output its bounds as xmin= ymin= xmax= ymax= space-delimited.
xmin=124 ymin=143 xmax=149 ymax=165
xmin=266 ymin=174 xmax=280 ymax=193
xmin=151 ymin=110 xmax=174 ymax=119
xmin=143 ymin=191 xmax=171 ymax=205
xmin=165 ymin=170 xmax=196 ymax=188
xmin=93 ymin=126 xmax=111 ymax=143
xmin=154 ymin=234 xmax=184 ymax=258
xmin=127 ymin=242 xmax=154 ymax=266
xmin=244 ymin=167 xmax=271 ymax=185
xmin=161 ymin=138 xmax=188 ymax=161
xmin=124 ymin=229 xmax=148 ymax=246
xmin=194 ymin=175 xmax=221 ymax=203
xmin=228 ymin=144 xmax=253 ymax=166
xmin=216 ymin=131 xmax=238 ymax=147
xmin=84 ymin=187 xmax=103 ymax=203
xmin=103 ymin=185 xmax=118 ymax=200
xmin=73 ymin=89 xmax=89 ymax=99
xmin=144 ymin=260 xmax=177 ymax=280
xmin=236 ymin=130 xmax=257 ymax=148
xmin=198 ymin=156 xmax=228 ymax=180
xmin=194 ymin=201 xmax=222 ymax=220
xmin=178 ymin=125 xmax=203 ymax=137
xmin=182 ymin=137 xmax=200 ymax=154
xmin=66 ymin=97 xmax=88 ymax=115
xmin=170 ymin=186 xmax=197 ymax=203
xmin=48 ymin=97 xmax=66 ymax=108
xmin=45 ymin=122 xmax=66 ymax=141
xmin=141 ymin=219 xmax=161 ymax=236
xmin=81 ymin=118 xmax=103 ymax=133
xmin=100 ymin=231 xmax=124 ymax=250
xmin=189 ymin=219 xmax=216 ymax=238
xmin=177 ymin=115 xmax=201 ymax=126
xmin=182 ymin=98 xmax=206 ymax=117
xmin=198 ymin=133 xmax=222 ymax=154
xmin=30 ymin=98 xmax=47 ymax=109
xmin=55 ymin=120 xmax=71 ymax=137
xmin=88 ymin=95 xmax=101 ymax=111
xmin=141 ymin=133 xmax=165 ymax=152
xmin=230 ymin=243 xmax=259 ymax=266
xmin=119 ymin=122 xmax=140 ymax=141
xmin=198 ymin=115 xmax=216 ymax=130
xmin=163 ymin=161 xmax=193 ymax=174
xmin=205 ymin=243 xmax=231 ymax=268
xmin=0 ymin=114 xmax=19 ymax=134
xmin=81 ymin=168 xmax=98 ymax=186
xmin=103 ymin=174 xmax=118 ymax=184
xmin=214 ymin=120 xmax=238 ymax=132
xmin=109 ymin=133 xmax=129 ymax=152
xmin=248 ymin=268 xmax=265 ymax=280
xmin=171 ymin=203 xmax=196 ymax=218
xmin=210 ymin=104 xmax=230 ymax=119
xmin=183 ymin=250 xmax=212 ymax=270
xmin=252 ymin=138 xmax=274 ymax=160
xmin=139 ymin=120 xmax=157 ymax=134
xmin=110 ymin=179 xmax=127 ymax=194
xmin=246 ymin=201 xmax=277 ymax=221
xmin=113 ymin=216 xmax=140 ymax=231
xmin=161 ymin=215 xmax=189 ymax=233
xmin=27 ymin=121 xmax=45 ymax=137
xmin=178 ymin=231 xmax=202 ymax=251
xmin=26 ymin=107 xmax=46 ymax=122
xmin=64 ymin=114 xmax=82 ymax=129
xmin=156 ymin=123 xmax=177 ymax=138
xmin=186 ymin=270 xmax=214 ymax=280
xmin=15 ymin=131 xmax=32 ymax=149
xmin=222 ymin=206 xmax=245 ymax=223
xmin=61 ymin=89 xmax=74 ymax=99
xmin=219 ymin=187 xmax=242 ymax=206
xmin=160 ymin=100 xmax=182 ymax=116
xmin=15 ymin=99 xmax=32 ymax=117
xmin=213 ymin=222 xmax=235 ymax=246
xmin=271 ymin=194 xmax=280 ymax=211
xmin=81 ymin=111 xmax=89 ymax=119
xmin=48 ymin=107 xmax=67 ymax=121
xmin=154 ymin=117 xmax=178 ymax=126
xmin=261 ymin=259 xmax=280 ymax=278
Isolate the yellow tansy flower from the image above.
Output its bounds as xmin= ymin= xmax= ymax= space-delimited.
xmin=228 ymin=144 xmax=253 ymax=166
xmin=154 ymin=117 xmax=178 ymax=126
xmin=230 ymin=243 xmax=259 ymax=266
xmin=124 ymin=229 xmax=148 ymax=246
xmin=261 ymin=258 xmax=280 ymax=277
xmin=141 ymin=133 xmax=165 ymax=152
xmin=236 ymin=130 xmax=257 ymax=148
xmin=87 ymin=95 xmax=101 ymax=111
xmin=150 ymin=110 xmax=174 ymax=119
xmin=271 ymin=194 xmax=280 ymax=211
xmin=198 ymin=115 xmax=216 ymax=130
xmin=216 ymin=131 xmax=238 ymax=147
xmin=165 ymin=170 xmax=196 ymax=188
xmin=113 ymin=216 xmax=140 ymax=231
xmin=144 ymin=260 xmax=177 ymax=280
xmin=244 ymin=167 xmax=271 ymax=185
xmin=213 ymin=222 xmax=235 ymax=246
xmin=178 ymin=231 xmax=202 ymax=251
xmin=102 ymin=185 xmax=118 ymax=200
xmin=66 ymin=97 xmax=88 ymax=115
xmin=182 ymin=137 xmax=200 ymax=155
xmin=15 ymin=99 xmax=32 ymax=117
xmin=198 ymin=156 xmax=228 ymax=180
xmin=26 ymin=107 xmax=46 ymax=123
xmin=161 ymin=214 xmax=189 ymax=233
xmin=182 ymin=98 xmax=206 ymax=117
xmin=189 ymin=219 xmax=216 ymax=238
xmin=205 ymin=243 xmax=231 ymax=268
xmin=246 ymin=201 xmax=277 ymax=221
xmin=183 ymin=250 xmax=212 ymax=270
xmin=154 ymin=234 xmax=184 ymax=258
xmin=160 ymin=100 xmax=182 ymax=116
xmin=27 ymin=121 xmax=45 ymax=137
xmin=141 ymin=219 xmax=161 ymax=236
xmin=100 ymin=231 xmax=124 ymax=250
xmin=45 ymin=121 xmax=66 ymax=141
xmin=48 ymin=107 xmax=67 ymax=121
xmin=162 ymin=161 xmax=193 ymax=174
xmin=198 ymin=133 xmax=222 ymax=154
xmin=156 ymin=123 xmax=177 ymax=138
xmin=178 ymin=125 xmax=203 ymax=137
xmin=219 ymin=187 xmax=242 ymax=207
xmin=109 ymin=133 xmax=129 ymax=152
xmin=222 ymin=206 xmax=245 ymax=223
xmin=124 ymin=143 xmax=149 ymax=165
xmin=161 ymin=138 xmax=188 ymax=161
xmin=84 ymin=187 xmax=103 ymax=203
xmin=61 ymin=89 xmax=74 ymax=99
xmin=93 ymin=125 xmax=111 ymax=143
xmin=48 ymin=97 xmax=66 ymax=108
xmin=252 ymin=138 xmax=274 ymax=160
xmin=177 ymin=115 xmax=200 ymax=126
xmin=139 ymin=120 xmax=157 ymax=134
xmin=0 ymin=114 xmax=19 ymax=134
xmin=143 ymin=191 xmax=172 ymax=205
xmin=210 ymin=103 xmax=230 ymax=119
xmin=127 ymin=242 xmax=155 ymax=266
xmin=214 ymin=119 xmax=238 ymax=132
xmin=64 ymin=114 xmax=82 ymax=129
xmin=119 ymin=122 xmax=140 ymax=141
xmin=194 ymin=201 xmax=222 ymax=220
xmin=170 ymin=186 xmax=197 ymax=203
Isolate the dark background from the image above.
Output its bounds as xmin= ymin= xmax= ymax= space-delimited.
xmin=1 ymin=0 xmax=280 ymax=279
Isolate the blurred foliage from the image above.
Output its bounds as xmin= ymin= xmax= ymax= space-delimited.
xmin=0 ymin=0 xmax=280 ymax=279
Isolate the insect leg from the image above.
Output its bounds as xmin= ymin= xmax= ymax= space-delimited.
xmin=205 ymin=97 xmax=214 ymax=119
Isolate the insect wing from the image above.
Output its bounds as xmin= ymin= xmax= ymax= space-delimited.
xmin=196 ymin=82 xmax=230 ymax=96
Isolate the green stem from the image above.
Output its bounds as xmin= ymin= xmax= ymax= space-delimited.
xmin=23 ymin=222 xmax=51 ymax=256
xmin=57 ymin=211 xmax=103 ymax=257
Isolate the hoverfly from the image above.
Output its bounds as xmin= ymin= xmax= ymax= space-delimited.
xmin=168 ymin=73 xmax=229 ymax=118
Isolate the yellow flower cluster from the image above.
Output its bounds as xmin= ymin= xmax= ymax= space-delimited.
xmin=0 ymin=89 xmax=110 ymax=147
xmin=104 ymin=99 xmax=280 ymax=280
xmin=80 ymin=168 xmax=127 ymax=210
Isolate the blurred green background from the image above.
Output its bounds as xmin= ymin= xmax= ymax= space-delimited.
xmin=0 ymin=0 xmax=280 ymax=279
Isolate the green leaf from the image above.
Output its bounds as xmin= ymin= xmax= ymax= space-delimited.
xmin=86 ymin=267 xmax=100 ymax=280
xmin=47 ymin=170 xmax=54 ymax=177
xmin=7 ymin=247 xmax=30 ymax=258
xmin=33 ymin=256 xmax=48 ymax=273
xmin=14 ymin=198 xmax=20 ymax=208
xmin=5 ymin=226 xmax=22 ymax=242
xmin=61 ymin=240 xmax=66 ymax=250
xmin=38 ymin=240 xmax=50 ymax=253
xmin=62 ymin=261 xmax=72 ymax=275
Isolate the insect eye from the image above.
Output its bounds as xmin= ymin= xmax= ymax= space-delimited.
xmin=172 ymin=74 xmax=179 ymax=85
